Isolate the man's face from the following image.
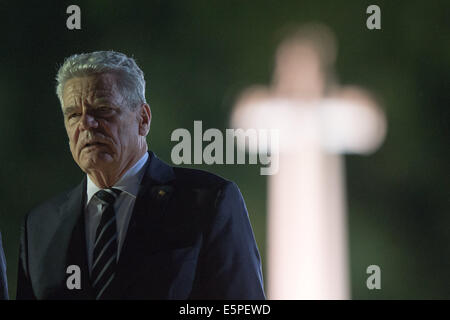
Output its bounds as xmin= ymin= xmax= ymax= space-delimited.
xmin=62 ymin=73 xmax=147 ymax=178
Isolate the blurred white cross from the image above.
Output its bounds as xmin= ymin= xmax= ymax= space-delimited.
xmin=231 ymin=24 xmax=387 ymax=299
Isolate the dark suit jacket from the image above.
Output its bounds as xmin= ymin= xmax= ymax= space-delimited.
xmin=0 ymin=232 xmax=8 ymax=299
xmin=17 ymin=151 xmax=265 ymax=299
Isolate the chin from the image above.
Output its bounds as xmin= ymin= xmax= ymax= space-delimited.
xmin=79 ymin=152 xmax=115 ymax=171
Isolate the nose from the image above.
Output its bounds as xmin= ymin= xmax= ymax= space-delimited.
xmin=79 ymin=112 xmax=98 ymax=131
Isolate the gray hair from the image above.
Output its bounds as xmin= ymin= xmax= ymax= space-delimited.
xmin=55 ymin=50 xmax=147 ymax=110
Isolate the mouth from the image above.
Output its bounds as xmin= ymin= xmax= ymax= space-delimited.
xmin=82 ymin=142 xmax=108 ymax=150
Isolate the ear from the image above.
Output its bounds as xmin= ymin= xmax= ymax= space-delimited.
xmin=138 ymin=103 xmax=151 ymax=136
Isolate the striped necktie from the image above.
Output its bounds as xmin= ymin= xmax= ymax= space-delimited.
xmin=91 ymin=188 xmax=121 ymax=300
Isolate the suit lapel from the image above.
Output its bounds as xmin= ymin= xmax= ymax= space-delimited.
xmin=53 ymin=178 xmax=93 ymax=299
xmin=111 ymin=151 xmax=176 ymax=298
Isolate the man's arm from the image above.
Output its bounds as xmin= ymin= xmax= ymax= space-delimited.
xmin=190 ymin=181 xmax=266 ymax=299
xmin=16 ymin=216 xmax=36 ymax=300
xmin=0 ymin=232 xmax=9 ymax=300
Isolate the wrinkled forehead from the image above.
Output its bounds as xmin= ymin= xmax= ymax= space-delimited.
xmin=62 ymin=73 xmax=122 ymax=106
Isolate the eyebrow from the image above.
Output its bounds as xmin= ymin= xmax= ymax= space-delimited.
xmin=63 ymin=106 xmax=78 ymax=115
xmin=62 ymin=101 xmax=118 ymax=115
xmin=93 ymin=96 xmax=114 ymax=103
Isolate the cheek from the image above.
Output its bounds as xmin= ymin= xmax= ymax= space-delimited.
xmin=65 ymin=125 xmax=79 ymax=150
xmin=114 ymin=120 xmax=137 ymax=142
xmin=68 ymin=134 xmax=77 ymax=154
xmin=125 ymin=121 xmax=141 ymax=142
xmin=99 ymin=121 xmax=117 ymax=142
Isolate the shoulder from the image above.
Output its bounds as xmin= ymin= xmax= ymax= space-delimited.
xmin=24 ymin=187 xmax=77 ymax=226
xmin=171 ymin=166 xmax=244 ymax=202
xmin=148 ymin=152 xmax=232 ymax=192
xmin=172 ymin=166 xmax=230 ymax=189
xmin=169 ymin=165 xmax=244 ymax=213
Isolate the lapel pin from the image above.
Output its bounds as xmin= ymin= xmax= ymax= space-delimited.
xmin=157 ymin=189 xmax=166 ymax=198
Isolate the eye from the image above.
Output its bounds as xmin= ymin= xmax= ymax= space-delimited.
xmin=98 ymin=106 xmax=113 ymax=113
xmin=95 ymin=106 xmax=116 ymax=118
xmin=68 ymin=113 xmax=81 ymax=120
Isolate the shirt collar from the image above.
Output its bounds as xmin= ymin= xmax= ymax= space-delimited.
xmin=86 ymin=152 xmax=149 ymax=205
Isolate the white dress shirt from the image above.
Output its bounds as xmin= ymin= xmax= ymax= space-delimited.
xmin=85 ymin=152 xmax=149 ymax=273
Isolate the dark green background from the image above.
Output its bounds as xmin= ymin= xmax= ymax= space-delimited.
xmin=0 ymin=0 xmax=448 ymax=299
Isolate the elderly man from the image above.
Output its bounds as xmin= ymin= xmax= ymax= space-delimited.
xmin=16 ymin=51 xmax=265 ymax=300
xmin=0 ymin=232 xmax=8 ymax=299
